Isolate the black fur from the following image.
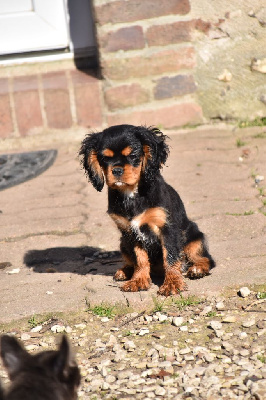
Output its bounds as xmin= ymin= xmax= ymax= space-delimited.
xmin=80 ymin=124 xmax=215 ymax=295
xmin=0 ymin=335 xmax=80 ymax=400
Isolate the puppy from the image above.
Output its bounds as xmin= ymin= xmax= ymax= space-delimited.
xmin=0 ymin=335 xmax=80 ymax=400
xmin=80 ymin=125 xmax=215 ymax=296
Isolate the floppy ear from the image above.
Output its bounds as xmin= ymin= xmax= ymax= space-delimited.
xmin=135 ymin=126 xmax=169 ymax=184
xmin=0 ymin=335 xmax=29 ymax=379
xmin=79 ymin=132 xmax=104 ymax=192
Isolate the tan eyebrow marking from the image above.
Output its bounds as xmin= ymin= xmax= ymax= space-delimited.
xmin=103 ymin=148 xmax=114 ymax=157
xmin=121 ymin=146 xmax=132 ymax=156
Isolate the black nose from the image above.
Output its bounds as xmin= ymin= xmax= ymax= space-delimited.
xmin=112 ymin=167 xmax=123 ymax=177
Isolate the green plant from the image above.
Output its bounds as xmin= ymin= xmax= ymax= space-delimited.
xmin=86 ymin=301 xmax=115 ymax=318
xmin=253 ymin=131 xmax=266 ymax=139
xmin=226 ymin=212 xmax=242 ymax=216
xmin=226 ymin=211 xmax=254 ymax=216
xmin=257 ymin=187 xmax=265 ymax=196
xmin=239 ymin=117 xmax=266 ymax=128
xmin=250 ymin=168 xmax=258 ymax=179
xmin=171 ymin=294 xmax=201 ymax=310
xmin=257 ymin=355 xmax=266 ymax=364
xmin=124 ymin=330 xmax=133 ymax=337
xmin=207 ymin=311 xmax=217 ymax=318
xmin=243 ymin=210 xmax=254 ymax=216
xmin=152 ymin=295 xmax=167 ymax=313
xmin=236 ymin=138 xmax=246 ymax=147
xmin=257 ymin=291 xmax=266 ymax=299
xmin=28 ymin=315 xmax=39 ymax=329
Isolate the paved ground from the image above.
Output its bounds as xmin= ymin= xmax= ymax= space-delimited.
xmin=0 ymin=125 xmax=266 ymax=323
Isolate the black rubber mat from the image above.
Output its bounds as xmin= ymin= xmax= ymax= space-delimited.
xmin=0 ymin=150 xmax=57 ymax=191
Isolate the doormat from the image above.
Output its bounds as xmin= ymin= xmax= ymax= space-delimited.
xmin=0 ymin=150 xmax=57 ymax=191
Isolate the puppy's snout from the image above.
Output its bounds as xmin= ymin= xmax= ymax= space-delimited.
xmin=112 ymin=167 xmax=124 ymax=177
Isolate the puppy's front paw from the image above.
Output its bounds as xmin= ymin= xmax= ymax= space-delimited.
xmin=158 ymin=282 xmax=186 ymax=297
xmin=186 ymin=264 xmax=210 ymax=279
xmin=114 ymin=266 xmax=134 ymax=281
xmin=121 ymin=277 xmax=151 ymax=292
xmin=158 ymin=270 xmax=187 ymax=296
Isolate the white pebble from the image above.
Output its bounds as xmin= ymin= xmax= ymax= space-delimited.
xmin=238 ymin=287 xmax=251 ymax=298
xmin=31 ymin=325 xmax=42 ymax=333
xmin=51 ymin=325 xmax=65 ymax=333
xmin=208 ymin=320 xmax=223 ymax=331
xmin=172 ymin=317 xmax=184 ymax=327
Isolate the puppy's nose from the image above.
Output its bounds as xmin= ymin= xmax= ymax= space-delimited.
xmin=112 ymin=167 xmax=123 ymax=177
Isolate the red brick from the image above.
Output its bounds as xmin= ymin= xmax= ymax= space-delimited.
xmin=95 ymin=0 xmax=190 ymax=25
xmin=42 ymin=71 xmax=68 ymax=90
xmin=14 ymin=91 xmax=43 ymax=136
xmin=13 ymin=75 xmax=38 ymax=92
xmin=154 ymin=75 xmax=196 ymax=100
xmin=100 ymin=26 xmax=145 ymax=52
xmin=43 ymin=72 xmax=72 ymax=129
xmin=71 ymin=70 xmax=103 ymax=128
xmin=146 ymin=21 xmax=192 ymax=47
xmin=107 ymin=103 xmax=203 ymax=129
xmin=0 ymin=78 xmax=13 ymax=138
xmin=102 ymin=47 xmax=196 ymax=80
xmin=0 ymin=77 xmax=9 ymax=95
xmin=71 ymin=69 xmax=99 ymax=85
xmin=0 ymin=97 xmax=13 ymax=138
xmin=105 ymin=84 xmax=149 ymax=111
xmin=13 ymin=76 xmax=42 ymax=136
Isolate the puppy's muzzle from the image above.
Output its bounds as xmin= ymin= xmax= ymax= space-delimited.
xmin=112 ymin=167 xmax=124 ymax=177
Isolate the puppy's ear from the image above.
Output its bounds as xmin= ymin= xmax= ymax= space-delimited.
xmin=135 ymin=126 xmax=169 ymax=184
xmin=0 ymin=335 xmax=28 ymax=379
xmin=79 ymin=133 xmax=104 ymax=192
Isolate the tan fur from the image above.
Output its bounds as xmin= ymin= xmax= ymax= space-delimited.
xmin=121 ymin=146 xmax=132 ymax=156
xmin=88 ymin=151 xmax=103 ymax=180
xmin=134 ymin=207 xmax=167 ymax=235
xmin=142 ymin=145 xmax=151 ymax=171
xmin=102 ymin=148 xmax=114 ymax=157
xmin=184 ymin=240 xmax=210 ymax=277
xmin=109 ymin=214 xmax=130 ymax=231
xmin=122 ymin=245 xmax=151 ymax=292
xmin=157 ymin=244 xmax=187 ymax=296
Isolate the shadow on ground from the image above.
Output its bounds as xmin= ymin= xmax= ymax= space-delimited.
xmin=24 ymin=246 xmax=121 ymax=276
xmin=23 ymin=246 xmax=166 ymax=288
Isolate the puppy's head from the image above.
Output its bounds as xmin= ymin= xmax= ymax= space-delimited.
xmin=79 ymin=125 xmax=169 ymax=192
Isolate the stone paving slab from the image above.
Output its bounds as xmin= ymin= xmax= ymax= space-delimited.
xmin=0 ymin=125 xmax=265 ymax=323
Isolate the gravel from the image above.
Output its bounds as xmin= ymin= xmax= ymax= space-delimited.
xmin=0 ymin=287 xmax=265 ymax=400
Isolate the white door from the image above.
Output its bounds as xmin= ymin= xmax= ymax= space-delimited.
xmin=0 ymin=0 xmax=69 ymax=55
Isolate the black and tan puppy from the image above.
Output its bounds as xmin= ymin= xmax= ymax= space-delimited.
xmin=80 ymin=125 xmax=215 ymax=296
xmin=0 ymin=335 xmax=80 ymax=400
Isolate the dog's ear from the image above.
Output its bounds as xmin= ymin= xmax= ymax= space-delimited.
xmin=135 ymin=126 xmax=169 ymax=184
xmin=79 ymin=133 xmax=104 ymax=192
xmin=0 ymin=335 xmax=28 ymax=379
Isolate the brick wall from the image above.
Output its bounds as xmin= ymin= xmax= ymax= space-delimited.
xmin=0 ymin=66 xmax=103 ymax=139
xmin=0 ymin=0 xmax=206 ymax=139
xmin=92 ymin=0 xmax=203 ymax=129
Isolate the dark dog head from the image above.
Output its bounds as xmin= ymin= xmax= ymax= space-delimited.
xmin=79 ymin=124 xmax=169 ymax=192
xmin=0 ymin=334 xmax=80 ymax=400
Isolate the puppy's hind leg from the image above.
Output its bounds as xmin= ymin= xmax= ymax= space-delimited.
xmin=114 ymin=251 xmax=134 ymax=281
xmin=185 ymin=238 xmax=214 ymax=279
